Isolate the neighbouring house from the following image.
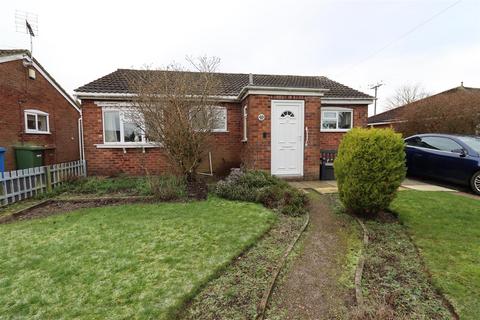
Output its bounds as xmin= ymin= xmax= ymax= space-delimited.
xmin=368 ymin=85 xmax=480 ymax=136
xmin=0 ymin=49 xmax=81 ymax=171
xmin=75 ymin=70 xmax=373 ymax=179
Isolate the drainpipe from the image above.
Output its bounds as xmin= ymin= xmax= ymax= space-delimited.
xmin=78 ymin=110 xmax=85 ymax=163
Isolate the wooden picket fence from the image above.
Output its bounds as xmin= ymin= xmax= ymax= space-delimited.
xmin=0 ymin=160 xmax=86 ymax=206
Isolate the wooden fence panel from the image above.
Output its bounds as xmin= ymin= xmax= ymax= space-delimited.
xmin=0 ymin=160 xmax=86 ymax=206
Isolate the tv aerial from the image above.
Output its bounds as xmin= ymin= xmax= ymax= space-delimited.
xmin=15 ymin=10 xmax=39 ymax=60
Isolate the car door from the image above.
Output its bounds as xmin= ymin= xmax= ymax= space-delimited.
xmin=405 ymin=136 xmax=432 ymax=177
xmin=419 ymin=136 xmax=468 ymax=184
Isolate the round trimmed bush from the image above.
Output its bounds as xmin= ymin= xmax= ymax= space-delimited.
xmin=334 ymin=128 xmax=406 ymax=216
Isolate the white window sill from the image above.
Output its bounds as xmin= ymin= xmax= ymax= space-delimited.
xmin=95 ymin=143 xmax=159 ymax=149
xmin=212 ymin=130 xmax=229 ymax=133
xmin=25 ymin=131 xmax=51 ymax=135
xmin=320 ymin=129 xmax=350 ymax=133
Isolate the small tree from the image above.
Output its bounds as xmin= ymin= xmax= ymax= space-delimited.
xmin=128 ymin=56 xmax=221 ymax=198
xmin=386 ymin=83 xmax=429 ymax=110
xmin=334 ymin=128 xmax=406 ymax=216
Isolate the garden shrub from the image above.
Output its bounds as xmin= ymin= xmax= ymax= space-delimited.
xmin=147 ymin=175 xmax=187 ymax=201
xmin=334 ymin=128 xmax=406 ymax=216
xmin=215 ymin=169 xmax=308 ymax=216
xmin=56 ymin=175 xmax=186 ymax=200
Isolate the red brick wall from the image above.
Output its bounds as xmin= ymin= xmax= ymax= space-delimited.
xmin=81 ymin=95 xmax=368 ymax=179
xmin=81 ymin=100 xmax=242 ymax=176
xmin=240 ymin=96 xmax=368 ymax=179
xmin=318 ymin=104 xmax=369 ymax=150
xmin=0 ymin=59 xmax=80 ymax=170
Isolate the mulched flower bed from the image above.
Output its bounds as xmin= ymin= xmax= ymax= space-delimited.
xmin=0 ymin=197 xmax=153 ymax=225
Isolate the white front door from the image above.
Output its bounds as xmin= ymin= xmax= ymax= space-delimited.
xmin=271 ymin=100 xmax=304 ymax=176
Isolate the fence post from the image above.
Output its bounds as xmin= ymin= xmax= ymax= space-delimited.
xmin=0 ymin=174 xmax=5 ymax=206
xmin=45 ymin=166 xmax=53 ymax=193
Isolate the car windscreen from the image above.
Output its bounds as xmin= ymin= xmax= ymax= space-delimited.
xmin=457 ymin=136 xmax=480 ymax=153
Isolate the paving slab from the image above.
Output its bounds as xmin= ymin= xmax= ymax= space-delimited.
xmin=290 ymin=178 xmax=458 ymax=193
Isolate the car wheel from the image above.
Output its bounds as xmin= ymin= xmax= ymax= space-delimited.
xmin=470 ymin=171 xmax=480 ymax=195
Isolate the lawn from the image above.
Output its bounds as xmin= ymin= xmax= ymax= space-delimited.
xmin=391 ymin=190 xmax=480 ymax=320
xmin=0 ymin=197 xmax=275 ymax=319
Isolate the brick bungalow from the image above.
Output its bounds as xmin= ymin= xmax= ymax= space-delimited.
xmin=75 ymin=70 xmax=373 ymax=179
xmin=0 ymin=49 xmax=81 ymax=171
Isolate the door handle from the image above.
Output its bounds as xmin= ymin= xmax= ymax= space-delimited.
xmin=305 ymin=126 xmax=309 ymax=147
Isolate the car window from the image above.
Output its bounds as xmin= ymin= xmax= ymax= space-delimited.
xmin=420 ymin=136 xmax=463 ymax=152
xmin=405 ymin=137 xmax=422 ymax=147
xmin=457 ymin=136 xmax=480 ymax=153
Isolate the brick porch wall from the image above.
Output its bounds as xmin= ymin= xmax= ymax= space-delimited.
xmin=81 ymin=100 xmax=243 ymax=176
xmin=0 ymin=60 xmax=80 ymax=170
xmin=240 ymin=95 xmax=368 ymax=180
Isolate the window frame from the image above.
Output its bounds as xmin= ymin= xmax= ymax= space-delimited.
xmin=320 ymin=107 xmax=353 ymax=132
xmin=102 ymin=108 xmax=147 ymax=145
xmin=190 ymin=106 xmax=228 ymax=133
xmin=242 ymin=104 xmax=248 ymax=142
xmin=407 ymin=136 xmax=465 ymax=154
xmin=24 ymin=109 xmax=50 ymax=134
xmin=211 ymin=106 xmax=228 ymax=132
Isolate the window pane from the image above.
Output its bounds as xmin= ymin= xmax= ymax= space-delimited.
xmin=406 ymin=137 xmax=421 ymax=147
xmin=322 ymin=119 xmax=337 ymax=130
xmin=323 ymin=111 xmax=337 ymax=119
xmin=37 ymin=115 xmax=48 ymax=132
xmin=458 ymin=136 xmax=480 ymax=153
xmin=212 ymin=108 xmax=227 ymax=131
xmin=124 ymin=122 xmax=143 ymax=142
xmin=420 ymin=137 xmax=462 ymax=152
xmin=338 ymin=111 xmax=352 ymax=129
xmin=104 ymin=111 xmax=121 ymax=142
xmin=27 ymin=114 xmax=36 ymax=130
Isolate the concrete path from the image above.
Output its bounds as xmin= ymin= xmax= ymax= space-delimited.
xmin=290 ymin=178 xmax=459 ymax=194
xmin=268 ymin=193 xmax=353 ymax=319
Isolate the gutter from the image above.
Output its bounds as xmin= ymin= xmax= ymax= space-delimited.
xmin=75 ymin=88 xmax=374 ymax=105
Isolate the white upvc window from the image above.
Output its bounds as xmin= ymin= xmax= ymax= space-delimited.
xmin=212 ymin=106 xmax=228 ymax=132
xmin=24 ymin=109 xmax=50 ymax=134
xmin=242 ymin=105 xmax=248 ymax=141
xmin=102 ymin=108 xmax=146 ymax=144
xmin=191 ymin=106 xmax=228 ymax=132
xmin=321 ymin=107 xmax=353 ymax=132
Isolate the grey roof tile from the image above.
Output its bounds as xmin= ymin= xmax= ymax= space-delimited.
xmin=75 ymin=69 xmax=372 ymax=99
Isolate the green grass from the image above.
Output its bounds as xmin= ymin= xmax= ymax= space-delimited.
xmin=0 ymin=197 xmax=275 ymax=319
xmin=391 ymin=191 xmax=480 ymax=320
xmin=180 ymin=214 xmax=306 ymax=319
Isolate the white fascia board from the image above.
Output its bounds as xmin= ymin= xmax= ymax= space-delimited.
xmin=75 ymin=92 xmax=238 ymax=102
xmin=368 ymin=120 xmax=405 ymax=126
xmin=321 ymin=98 xmax=374 ymax=105
xmin=0 ymin=54 xmax=26 ymax=64
xmin=238 ymin=86 xmax=328 ymax=100
xmin=94 ymin=101 xmax=134 ymax=107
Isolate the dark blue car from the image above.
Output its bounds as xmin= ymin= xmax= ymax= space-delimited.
xmin=405 ymin=134 xmax=480 ymax=194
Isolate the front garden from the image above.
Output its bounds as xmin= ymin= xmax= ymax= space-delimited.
xmin=392 ymin=190 xmax=480 ymax=320
xmin=0 ymin=197 xmax=275 ymax=319
xmin=0 ymin=171 xmax=309 ymax=319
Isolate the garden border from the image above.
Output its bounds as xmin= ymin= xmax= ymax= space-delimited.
xmin=354 ymin=217 xmax=369 ymax=306
xmin=0 ymin=196 xmax=156 ymax=224
xmin=401 ymin=223 xmax=460 ymax=320
xmin=255 ymin=212 xmax=310 ymax=320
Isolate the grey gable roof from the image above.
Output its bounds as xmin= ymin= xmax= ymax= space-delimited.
xmin=75 ymin=69 xmax=373 ymax=100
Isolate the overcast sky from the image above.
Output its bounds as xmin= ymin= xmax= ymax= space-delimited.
xmin=2 ymin=0 xmax=479 ymax=115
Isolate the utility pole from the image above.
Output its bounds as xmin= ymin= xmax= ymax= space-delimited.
xmin=370 ymin=82 xmax=384 ymax=115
